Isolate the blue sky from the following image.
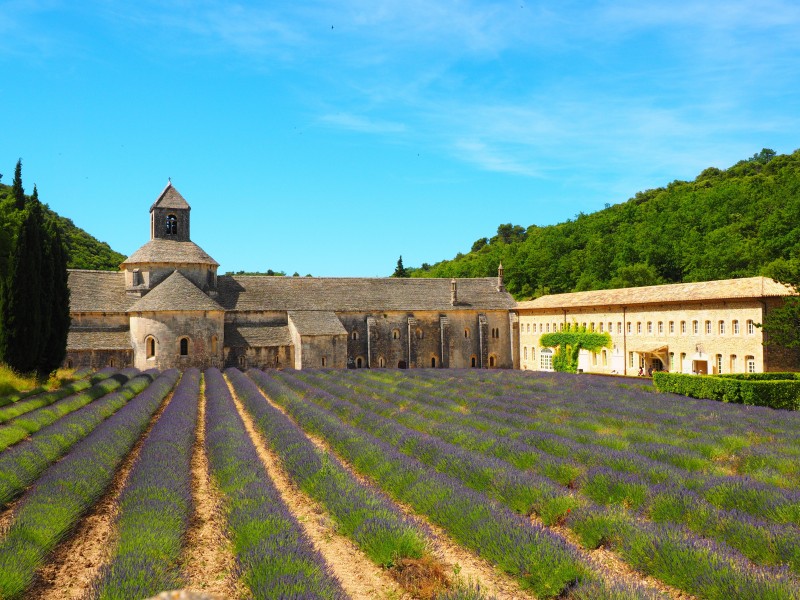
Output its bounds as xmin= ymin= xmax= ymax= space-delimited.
xmin=2 ymin=1 xmax=799 ymax=276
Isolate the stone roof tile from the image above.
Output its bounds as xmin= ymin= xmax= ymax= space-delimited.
xmin=150 ymin=182 xmax=190 ymax=211
xmin=121 ymin=239 xmax=219 ymax=266
xmin=288 ymin=311 xmax=347 ymax=336
xmin=128 ymin=271 xmax=224 ymax=313
xmin=217 ymin=276 xmax=516 ymax=312
xmin=224 ymin=323 xmax=292 ymax=347
xmin=68 ymin=270 xmax=133 ymax=313
xmin=517 ymin=276 xmax=794 ymax=310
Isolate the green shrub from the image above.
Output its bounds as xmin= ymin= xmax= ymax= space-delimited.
xmin=653 ymin=372 xmax=800 ymax=410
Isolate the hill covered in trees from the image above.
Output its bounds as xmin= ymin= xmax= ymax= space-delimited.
xmin=0 ymin=179 xmax=125 ymax=272
xmin=410 ymin=148 xmax=800 ymax=300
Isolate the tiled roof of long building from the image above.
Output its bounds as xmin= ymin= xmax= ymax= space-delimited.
xmin=516 ymin=276 xmax=794 ymax=310
xmin=68 ymin=270 xmax=132 ymax=313
xmin=288 ymin=311 xmax=348 ymax=335
xmin=224 ymin=323 xmax=293 ymax=347
xmin=217 ymin=276 xmax=516 ymax=312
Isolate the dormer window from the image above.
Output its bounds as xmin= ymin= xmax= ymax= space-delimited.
xmin=166 ymin=214 xmax=177 ymax=235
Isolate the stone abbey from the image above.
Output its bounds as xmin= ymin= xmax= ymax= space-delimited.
xmin=65 ymin=184 xmax=796 ymax=374
xmin=65 ymin=184 xmax=518 ymax=370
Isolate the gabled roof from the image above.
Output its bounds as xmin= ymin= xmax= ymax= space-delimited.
xmin=150 ymin=182 xmax=190 ymax=211
xmin=68 ymin=270 xmax=133 ymax=313
xmin=121 ymin=239 xmax=219 ymax=266
xmin=128 ymin=271 xmax=223 ymax=313
xmin=288 ymin=311 xmax=347 ymax=336
xmin=516 ymin=276 xmax=794 ymax=310
xmin=224 ymin=323 xmax=293 ymax=347
xmin=217 ymin=276 xmax=516 ymax=312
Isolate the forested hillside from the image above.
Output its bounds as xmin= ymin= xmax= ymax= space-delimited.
xmin=410 ymin=148 xmax=800 ymax=300
xmin=0 ymin=181 xmax=125 ymax=271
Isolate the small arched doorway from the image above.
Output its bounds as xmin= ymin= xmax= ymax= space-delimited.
xmin=489 ymin=355 xmax=496 ymax=368
xmin=431 ymin=356 xmax=437 ymax=368
xmin=470 ymin=355 xmax=477 ymax=368
xmin=179 ymin=337 xmax=189 ymax=356
xmin=356 ymin=357 xmax=363 ymax=368
xmin=398 ymin=360 xmax=407 ymax=369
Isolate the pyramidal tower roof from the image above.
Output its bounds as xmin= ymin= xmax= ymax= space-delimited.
xmin=150 ymin=181 xmax=190 ymax=212
xmin=128 ymin=270 xmax=223 ymax=312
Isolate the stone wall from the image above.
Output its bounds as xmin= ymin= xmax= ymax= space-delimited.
xmin=126 ymin=263 xmax=217 ymax=294
xmin=224 ymin=345 xmax=293 ymax=370
xmin=337 ymin=309 xmax=514 ymax=369
xmin=64 ymin=349 xmax=133 ymax=370
xmin=129 ymin=310 xmax=224 ymax=370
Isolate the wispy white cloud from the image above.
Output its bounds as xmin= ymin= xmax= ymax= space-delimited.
xmin=320 ymin=112 xmax=406 ymax=134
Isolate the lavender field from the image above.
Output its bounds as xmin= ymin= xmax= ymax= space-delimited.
xmin=0 ymin=367 xmax=797 ymax=599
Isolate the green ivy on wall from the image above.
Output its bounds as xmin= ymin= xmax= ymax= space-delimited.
xmin=539 ymin=325 xmax=612 ymax=373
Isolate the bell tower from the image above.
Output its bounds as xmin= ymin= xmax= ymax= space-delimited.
xmin=150 ymin=180 xmax=191 ymax=242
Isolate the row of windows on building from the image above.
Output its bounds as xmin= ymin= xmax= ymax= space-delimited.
xmin=523 ymin=346 xmax=757 ymax=373
xmin=351 ymin=327 xmax=500 ymax=341
xmin=144 ymin=335 xmax=218 ymax=359
xmin=522 ymin=319 xmax=756 ymax=336
xmin=345 ymin=354 xmax=498 ymax=368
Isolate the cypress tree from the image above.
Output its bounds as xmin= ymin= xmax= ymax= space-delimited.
xmin=11 ymin=159 xmax=24 ymax=210
xmin=40 ymin=221 xmax=71 ymax=374
xmin=0 ymin=201 xmax=45 ymax=374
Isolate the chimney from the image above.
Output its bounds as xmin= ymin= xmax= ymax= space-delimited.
xmin=497 ymin=262 xmax=505 ymax=292
xmin=450 ymin=278 xmax=458 ymax=306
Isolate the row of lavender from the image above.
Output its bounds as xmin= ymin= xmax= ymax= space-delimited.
xmin=91 ymin=368 xmax=201 ymax=599
xmin=340 ymin=369 xmax=800 ymax=522
xmin=248 ymin=369 xmax=668 ymax=600
xmin=0 ymin=370 xmax=161 ymax=508
xmin=312 ymin=369 xmax=800 ymax=575
xmin=0 ymin=369 xmax=178 ymax=598
xmin=272 ymin=369 xmax=799 ymax=599
xmin=401 ymin=369 xmax=800 ymax=487
xmin=203 ymin=368 xmax=346 ymax=599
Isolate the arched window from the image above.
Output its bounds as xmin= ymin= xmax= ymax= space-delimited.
xmin=540 ymin=348 xmax=553 ymax=371
xmin=746 ymin=355 xmax=756 ymax=373
xmin=108 ymin=358 xmax=114 ymax=367
xmin=351 ymin=330 xmax=359 ymax=340
xmin=431 ymin=356 xmax=437 ymax=368
xmin=489 ymin=355 xmax=496 ymax=367
xmin=392 ymin=329 xmax=400 ymax=340
xmin=166 ymin=214 xmax=177 ymax=235
xmin=66 ymin=359 xmax=73 ymax=369
xmin=322 ymin=356 xmax=328 ymax=367
xmin=524 ymin=346 xmax=528 ymax=360
xmin=146 ymin=336 xmax=156 ymax=359
xmin=238 ymin=355 xmax=245 ymax=367
xmin=179 ymin=337 xmax=189 ymax=356
xmin=464 ymin=328 xmax=470 ymax=339
xmin=470 ymin=355 xmax=477 ymax=368
xmin=378 ymin=356 xmax=386 ymax=368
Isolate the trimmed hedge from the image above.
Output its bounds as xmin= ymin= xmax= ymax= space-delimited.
xmin=653 ymin=372 xmax=800 ymax=410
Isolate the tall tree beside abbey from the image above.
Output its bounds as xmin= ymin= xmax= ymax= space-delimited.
xmin=0 ymin=161 xmax=71 ymax=377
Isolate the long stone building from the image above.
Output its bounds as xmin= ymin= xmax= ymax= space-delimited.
xmin=65 ymin=184 xmax=518 ymax=370
xmin=517 ymin=278 xmax=797 ymax=375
